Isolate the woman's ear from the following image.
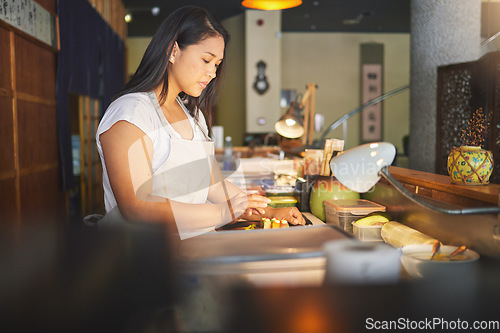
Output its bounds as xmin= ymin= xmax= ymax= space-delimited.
xmin=169 ymin=42 xmax=179 ymax=64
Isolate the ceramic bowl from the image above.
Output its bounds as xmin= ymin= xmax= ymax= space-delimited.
xmin=400 ymin=244 xmax=479 ymax=280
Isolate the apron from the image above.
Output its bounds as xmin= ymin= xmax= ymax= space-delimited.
xmin=102 ymin=92 xmax=215 ymax=240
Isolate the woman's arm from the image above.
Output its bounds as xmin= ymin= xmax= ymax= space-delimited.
xmin=100 ymin=121 xmax=251 ymax=230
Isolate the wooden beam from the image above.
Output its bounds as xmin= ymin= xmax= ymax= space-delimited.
xmin=10 ymin=30 xmax=20 ymax=227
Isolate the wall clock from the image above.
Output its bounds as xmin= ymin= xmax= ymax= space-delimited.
xmin=253 ymin=60 xmax=270 ymax=95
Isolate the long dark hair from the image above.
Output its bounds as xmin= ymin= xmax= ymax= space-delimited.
xmin=117 ymin=6 xmax=229 ymax=134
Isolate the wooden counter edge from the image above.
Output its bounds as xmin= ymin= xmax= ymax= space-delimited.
xmin=388 ymin=166 xmax=500 ymax=205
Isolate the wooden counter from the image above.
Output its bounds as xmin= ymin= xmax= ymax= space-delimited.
xmin=387 ymin=166 xmax=500 ymax=206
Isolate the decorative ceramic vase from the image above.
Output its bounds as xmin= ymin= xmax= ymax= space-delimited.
xmin=447 ymin=146 xmax=493 ymax=185
xmin=309 ymin=176 xmax=360 ymax=221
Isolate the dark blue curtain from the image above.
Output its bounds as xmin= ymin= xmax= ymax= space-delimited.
xmin=57 ymin=0 xmax=125 ymax=190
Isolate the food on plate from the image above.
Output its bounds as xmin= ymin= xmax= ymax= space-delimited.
xmin=354 ymin=212 xmax=391 ymax=226
xmin=260 ymin=217 xmax=289 ymax=229
xmin=244 ymin=224 xmax=256 ymax=230
xmin=261 ymin=218 xmax=272 ymax=229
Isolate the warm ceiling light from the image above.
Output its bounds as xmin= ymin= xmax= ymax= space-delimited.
xmin=241 ymin=0 xmax=302 ymax=10
xmin=151 ymin=6 xmax=160 ymax=16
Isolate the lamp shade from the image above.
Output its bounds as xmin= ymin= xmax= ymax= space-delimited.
xmin=330 ymin=142 xmax=396 ymax=193
xmin=241 ymin=0 xmax=302 ymax=10
xmin=275 ymin=101 xmax=304 ymax=138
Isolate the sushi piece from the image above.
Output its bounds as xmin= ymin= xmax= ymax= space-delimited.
xmin=280 ymin=218 xmax=289 ymax=228
xmin=261 ymin=217 xmax=272 ymax=229
xmin=271 ymin=218 xmax=281 ymax=229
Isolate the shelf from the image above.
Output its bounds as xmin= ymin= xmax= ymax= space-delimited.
xmin=387 ymin=166 xmax=500 ymax=206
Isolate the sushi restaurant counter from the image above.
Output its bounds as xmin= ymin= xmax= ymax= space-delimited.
xmin=174 ymin=211 xmax=500 ymax=333
xmin=176 ymin=213 xmax=339 ymax=288
xmin=173 ymin=166 xmax=500 ymax=332
xmin=174 ymin=215 xmax=352 ymax=331
xmin=175 ymin=216 xmax=500 ymax=333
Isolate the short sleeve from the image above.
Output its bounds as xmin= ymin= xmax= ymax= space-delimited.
xmin=97 ymin=93 xmax=156 ymax=142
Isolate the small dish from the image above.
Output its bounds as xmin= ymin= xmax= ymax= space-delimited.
xmin=400 ymin=244 xmax=479 ymax=279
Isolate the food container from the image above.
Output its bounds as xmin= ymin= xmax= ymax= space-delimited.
xmin=352 ymin=222 xmax=384 ymax=242
xmin=324 ymin=199 xmax=386 ymax=233
xmin=269 ymin=196 xmax=297 ymax=208
xmin=264 ymin=185 xmax=296 ymax=197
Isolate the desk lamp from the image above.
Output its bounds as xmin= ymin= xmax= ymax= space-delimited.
xmin=275 ymin=83 xmax=317 ymax=146
xmin=329 ymin=142 xmax=500 ymax=215
xmin=275 ymin=101 xmax=304 ymax=139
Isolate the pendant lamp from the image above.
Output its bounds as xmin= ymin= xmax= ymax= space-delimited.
xmin=241 ymin=0 xmax=302 ymax=11
xmin=275 ymin=101 xmax=304 ymax=138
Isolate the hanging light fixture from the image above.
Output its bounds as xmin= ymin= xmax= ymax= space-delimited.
xmin=241 ymin=0 xmax=302 ymax=11
xmin=124 ymin=13 xmax=133 ymax=23
xmin=275 ymin=101 xmax=304 ymax=138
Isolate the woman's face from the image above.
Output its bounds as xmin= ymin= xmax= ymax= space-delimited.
xmin=169 ymin=35 xmax=224 ymax=97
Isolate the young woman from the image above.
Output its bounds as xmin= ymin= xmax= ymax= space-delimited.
xmin=96 ymin=6 xmax=304 ymax=239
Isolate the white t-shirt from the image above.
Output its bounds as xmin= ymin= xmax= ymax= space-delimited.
xmin=96 ymin=92 xmax=209 ymax=212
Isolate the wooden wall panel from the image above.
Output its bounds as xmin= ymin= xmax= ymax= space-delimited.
xmin=17 ymin=101 xmax=58 ymax=169
xmin=20 ymin=168 xmax=65 ymax=225
xmin=0 ymin=26 xmax=11 ymax=92
xmin=0 ymin=0 xmax=64 ymax=227
xmin=88 ymin=0 xmax=127 ymax=42
xmin=15 ymin=35 xmax=56 ymax=100
xmin=0 ymin=96 xmax=15 ymax=174
xmin=0 ymin=179 xmax=17 ymax=225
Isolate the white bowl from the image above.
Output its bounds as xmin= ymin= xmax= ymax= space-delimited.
xmin=400 ymin=244 xmax=479 ymax=280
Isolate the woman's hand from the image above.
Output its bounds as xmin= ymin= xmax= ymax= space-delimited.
xmin=241 ymin=194 xmax=271 ymax=218
xmin=236 ymin=195 xmax=306 ymax=226
xmin=220 ymin=193 xmax=271 ymax=223
xmin=268 ymin=206 xmax=305 ymax=226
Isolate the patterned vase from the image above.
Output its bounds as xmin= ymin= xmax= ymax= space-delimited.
xmin=447 ymin=146 xmax=493 ymax=185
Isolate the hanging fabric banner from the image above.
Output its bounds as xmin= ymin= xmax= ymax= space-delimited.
xmin=360 ymin=43 xmax=384 ymax=143
xmin=361 ymin=63 xmax=383 ymax=142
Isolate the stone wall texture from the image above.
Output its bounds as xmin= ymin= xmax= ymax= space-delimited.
xmin=409 ymin=0 xmax=481 ymax=172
